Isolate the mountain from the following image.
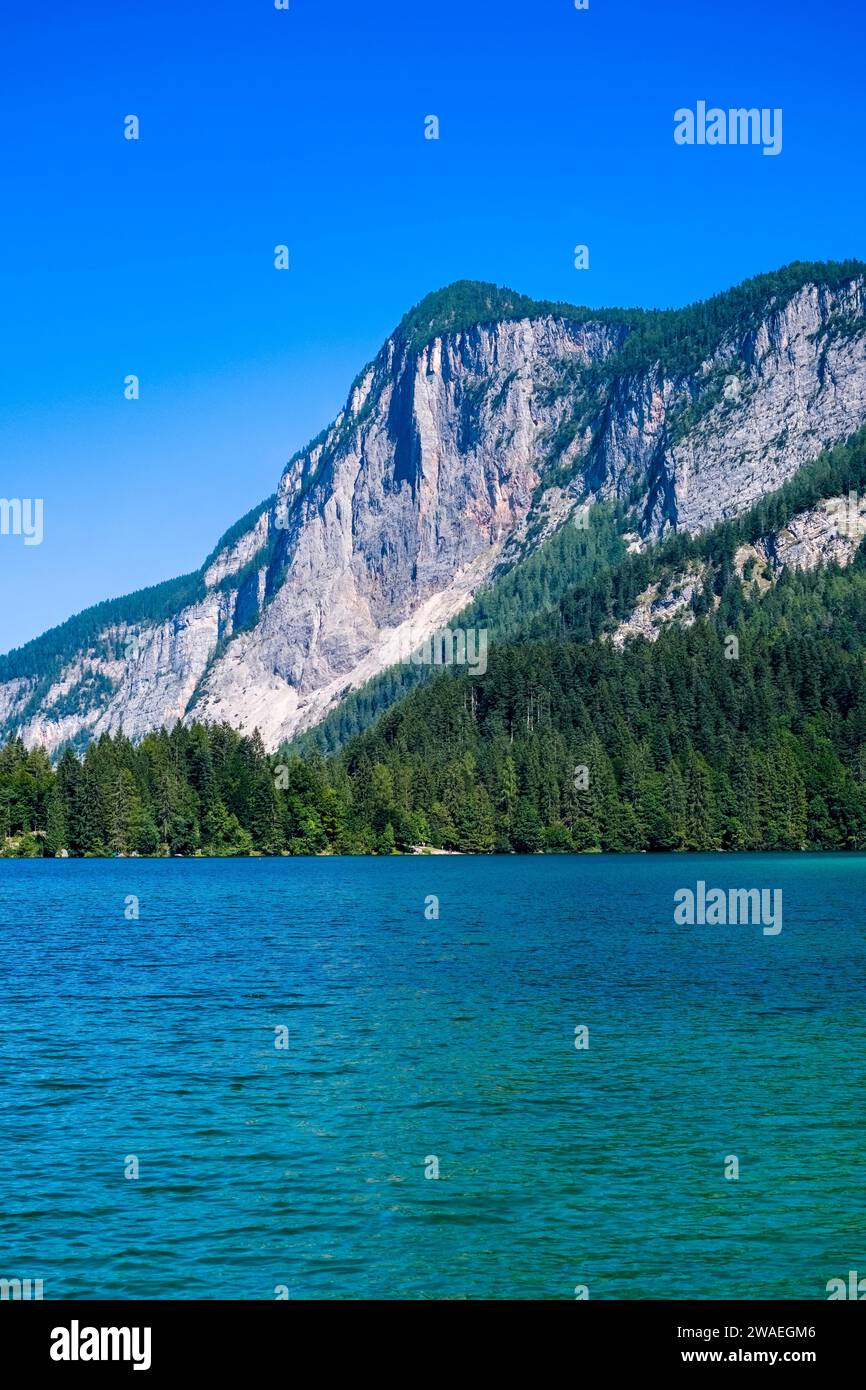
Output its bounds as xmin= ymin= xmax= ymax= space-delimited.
xmin=2 ymin=260 xmax=866 ymax=758
xmin=6 ymin=428 xmax=866 ymax=858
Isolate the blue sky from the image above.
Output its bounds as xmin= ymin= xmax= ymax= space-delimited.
xmin=1 ymin=0 xmax=864 ymax=653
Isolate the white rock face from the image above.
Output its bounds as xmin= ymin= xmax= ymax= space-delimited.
xmin=188 ymin=316 xmax=623 ymax=748
xmin=735 ymin=495 xmax=866 ymax=586
xmin=616 ymin=494 xmax=866 ymax=647
xmin=610 ymin=565 xmax=707 ymax=649
xmin=203 ymin=512 xmax=270 ymax=588
xmin=3 ymin=274 xmax=866 ymax=754
xmin=12 ymin=597 xmax=234 ymax=753
xmin=668 ymin=281 xmax=866 ymax=533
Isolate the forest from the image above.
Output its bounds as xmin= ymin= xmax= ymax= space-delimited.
xmin=5 ymin=535 xmax=866 ymax=857
xmin=5 ymin=430 xmax=866 ymax=859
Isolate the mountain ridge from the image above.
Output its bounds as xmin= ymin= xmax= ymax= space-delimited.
xmin=3 ymin=259 xmax=866 ymax=755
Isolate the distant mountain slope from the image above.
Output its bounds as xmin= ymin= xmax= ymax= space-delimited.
xmin=325 ymin=428 xmax=866 ymax=854
xmin=2 ymin=260 xmax=866 ymax=755
xmin=6 ymin=431 xmax=866 ymax=858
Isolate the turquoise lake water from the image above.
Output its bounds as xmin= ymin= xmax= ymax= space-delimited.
xmin=1 ymin=854 xmax=864 ymax=1300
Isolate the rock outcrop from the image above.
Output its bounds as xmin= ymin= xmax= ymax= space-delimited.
xmin=3 ymin=266 xmax=866 ymax=753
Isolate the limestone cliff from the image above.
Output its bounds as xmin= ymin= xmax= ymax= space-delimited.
xmin=3 ymin=264 xmax=866 ymax=753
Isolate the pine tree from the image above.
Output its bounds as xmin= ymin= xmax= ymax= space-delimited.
xmin=44 ymin=785 xmax=67 ymax=857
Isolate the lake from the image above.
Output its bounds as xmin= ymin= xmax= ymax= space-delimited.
xmin=1 ymin=853 xmax=864 ymax=1300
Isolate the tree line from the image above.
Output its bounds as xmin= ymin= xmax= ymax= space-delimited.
xmin=4 ymin=550 xmax=866 ymax=856
xmin=5 ymin=428 xmax=866 ymax=858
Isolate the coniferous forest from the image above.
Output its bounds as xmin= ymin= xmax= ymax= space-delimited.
xmin=5 ymin=430 xmax=866 ymax=859
xmin=5 ymin=537 xmax=866 ymax=856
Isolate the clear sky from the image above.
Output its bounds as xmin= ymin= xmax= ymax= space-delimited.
xmin=1 ymin=0 xmax=864 ymax=653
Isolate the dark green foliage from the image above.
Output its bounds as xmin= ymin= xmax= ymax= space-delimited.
xmin=333 ymin=548 xmax=866 ymax=854
xmin=396 ymin=281 xmax=634 ymax=354
xmin=397 ymin=261 xmax=865 ymax=373
xmin=0 ymin=723 xmax=304 ymax=858
xmin=4 ymin=542 xmax=866 ymax=857
xmin=8 ymin=428 xmax=866 ymax=857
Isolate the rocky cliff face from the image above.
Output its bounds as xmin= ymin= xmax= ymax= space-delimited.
xmin=610 ymin=491 xmax=866 ymax=651
xmin=4 ymin=268 xmax=866 ymax=754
